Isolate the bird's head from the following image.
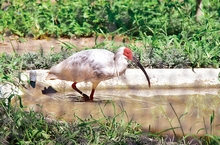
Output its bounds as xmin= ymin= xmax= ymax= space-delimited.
xmin=123 ymin=47 xmax=133 ymax=60
xmin=120 ymin=47 xmax=151 ymax=88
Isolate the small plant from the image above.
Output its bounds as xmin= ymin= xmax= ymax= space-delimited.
xmin=157 ymin=103 xmax=220 ymax=144
xmin=198 ymin=111 xmax=220 ymax=144
xmin=0 ymin=100 xmax=51 ymax=144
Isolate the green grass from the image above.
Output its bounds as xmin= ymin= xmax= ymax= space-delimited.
xmin=0 ymin=0 xmax=219 ymax=68
xmin=0 ymin=97 xmax=220 ymax=144
xmin=1 ymin=0 xmax=220 ymax=38
xmin=0 ymin=35 xmax=219 ymax=77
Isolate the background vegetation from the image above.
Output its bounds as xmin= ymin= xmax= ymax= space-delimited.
xmin=0 ymin=0 xmax=220 ymax=38
xmin=0 ymin=0 xmax=219 ymax=69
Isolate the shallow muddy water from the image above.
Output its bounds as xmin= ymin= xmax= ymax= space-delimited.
xmin=17 ymin=86 xmax=220 ymax=136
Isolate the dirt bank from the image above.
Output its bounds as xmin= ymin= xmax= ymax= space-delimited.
xmin=0 ymin=35 xmax=140 ymax=54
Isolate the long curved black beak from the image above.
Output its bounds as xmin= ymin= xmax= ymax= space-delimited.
xmin=132 ymin=56 xmax=151 ymax=88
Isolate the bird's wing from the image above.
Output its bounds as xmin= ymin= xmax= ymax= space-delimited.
xmin=47 ymin=49 xmax=116 ymax=82
xmin=86 ymin=49 xmax=116 ymax=82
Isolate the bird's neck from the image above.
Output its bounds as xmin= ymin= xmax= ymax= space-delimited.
xmin=114 ymin=56 xmax=128 ymax=77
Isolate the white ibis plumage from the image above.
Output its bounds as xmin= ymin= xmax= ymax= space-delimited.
xmin=47 ymin=47 xmax=150 ymax=101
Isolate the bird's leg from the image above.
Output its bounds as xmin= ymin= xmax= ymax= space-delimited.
xmin=71 ymin=82 xmax=90 ymax=101
xmin=89 ymin=82 xmax=100 ymax=100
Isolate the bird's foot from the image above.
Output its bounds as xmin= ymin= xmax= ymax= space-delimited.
xmin=81 ymin=93 xmax=90 ymax=101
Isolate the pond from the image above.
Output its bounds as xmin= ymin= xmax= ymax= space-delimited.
xmin=18 ymin=85 xmax=220 ymax=137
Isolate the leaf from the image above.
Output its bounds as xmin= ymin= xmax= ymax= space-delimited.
xmin=41 ymin=132 xmax=50 ymax=139
xmin=210 ymin=111 xmax=215 ymax=125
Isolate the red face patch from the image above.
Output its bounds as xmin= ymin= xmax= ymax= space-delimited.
xmin=123 ymin=47 xmax=133 ymax=60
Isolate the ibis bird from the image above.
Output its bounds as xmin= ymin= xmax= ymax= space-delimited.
xmin=47 ymin=47 xmax=150 ymax=101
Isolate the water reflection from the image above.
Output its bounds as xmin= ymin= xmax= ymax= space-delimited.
xmin=16 ymin=86 xmax=220 ymax=136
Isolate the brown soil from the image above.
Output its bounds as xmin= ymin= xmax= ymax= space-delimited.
xmin=0 ymin=35 xmax=141 ymax=54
